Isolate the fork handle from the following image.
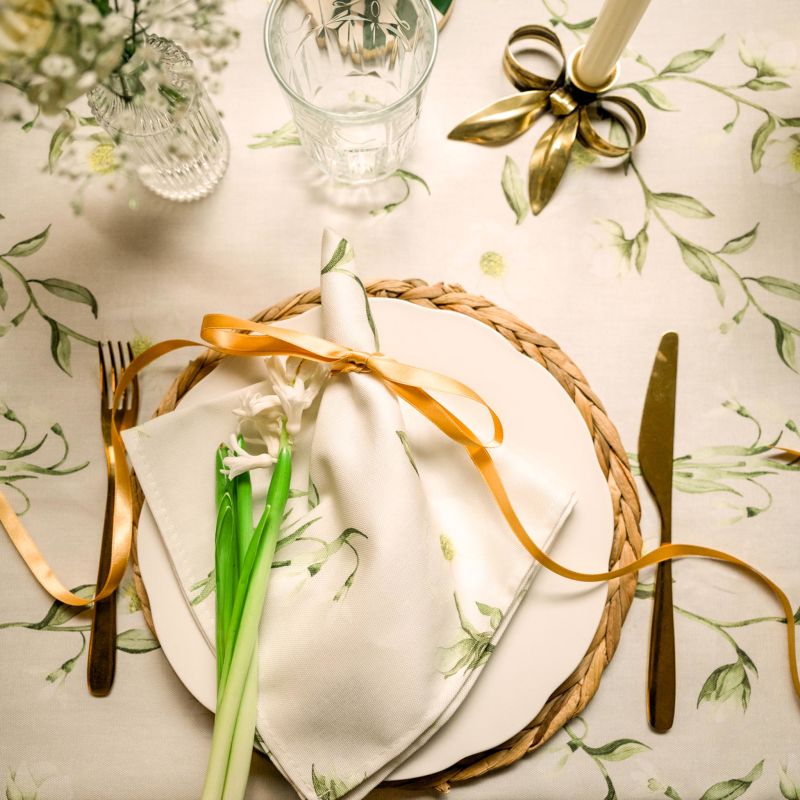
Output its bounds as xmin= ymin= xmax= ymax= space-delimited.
xmin=647 ymin=559 xmax=676 ymax=732
xmin=87 ymin=474 xmax=117 ymax=697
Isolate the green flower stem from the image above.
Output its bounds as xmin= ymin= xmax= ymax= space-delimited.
xmin=627 ymin=160 xmax=772 ymax=318
xmin=618 ymin=74 xmax=779 ymax=118
xmin=563 ymin=722 xmax=617 ymax=796
xmin=201 ymin=424 xmax=292 ymax=800
xmin=221 ymin=651 xmax=258 ymax=799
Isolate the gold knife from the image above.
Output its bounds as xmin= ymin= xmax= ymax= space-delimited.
xmin=639 ymin=331 xmax=678 ymax=732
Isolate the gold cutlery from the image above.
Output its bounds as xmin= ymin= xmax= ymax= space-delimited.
xmin=88 ymin=341 xmax=139 ymax=696
xmin=639 ymin=331 xmax=678 ymax=732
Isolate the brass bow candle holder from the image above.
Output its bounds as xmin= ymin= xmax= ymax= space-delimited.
xmin=449 ymin=25 xmax=647 ymax=215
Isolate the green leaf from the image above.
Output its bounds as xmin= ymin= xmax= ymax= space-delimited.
xmin=396 ymin=430 xmax=419 ymax=475
xmin=248 ymin=120 xmax=301 ymax=149
xmin=635 ymin=581 xmax=655 ymax=598
xmin=321 ymin=239 xmax=349 ymax=274
xmin=766 ymin=315 xmax=797 ymax=371
xmin=751 ymin=116 xmax=776 ymax=171
xmin=672 ymin=477 xmax=740 ymax=494
xmin=308 ymin=478 xmax=319 ymax=509
xmin=395 ymin=169 xmax=430 ymax=195
xmin=697 ymin=660 xmax=751 ymax=710
xmin=720 ymin=224 xmax=759 ymax=254
xmin=46 ymin=317 xmax=72 ymax=375
xmin=0 ymin=274 xmax=6 ymax=310
xmin=779 ymin=760 xmax=800 ymax=800
xmin=501 ymin=156 xmax=528 ymax=225
xmin=5 ymin=224 xmax=50 ymax=257
xmin=676 ymin=239 xmax=719 ymax=284
xmin=31 ymin=278 xmax=98 ymax=317
xmin=560 ymin=16 xmax=596 ymax=30
xmin=33 ymin=584 xmax=95 ymax=629
xmin=699 ymin=761 xmax=763 ymax=800
xmin=781 ymin=117 xmax=800 ymax=127
xmin=650 ymin=192 xmax=714 ymax=218
xmin=311 ymin=766 xmax=327 ymax=799
xmin=633 ymin=227 xmax=649 ymax=273
xmin=475 ymin=601 xmax=503 ymax=631
xmin=751 ymin=276 xmax=800 ymax=300
xmin=660 ymin=36 xmax=724 ymax=75
xmin=744 ymin=78 xmax=790 ymax=91
xmin=116 ymin=627 xmax=160 ymax=653
xmin=735 ymin=647 xmax=758 ymax=676
xmin=48 ymin=112 xmax=76 ymax=173
xmin=584 ymin=738 xmax=650 ymax=762
xmin=629 ymin=83 xmax=678 ymax=111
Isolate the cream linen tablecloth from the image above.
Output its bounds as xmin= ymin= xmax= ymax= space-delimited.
xmin=1 ymin=0 xmax=799 ymax=798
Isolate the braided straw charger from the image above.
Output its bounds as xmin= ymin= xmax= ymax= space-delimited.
xmin=131 ymin=279 xmax=642 ymax=793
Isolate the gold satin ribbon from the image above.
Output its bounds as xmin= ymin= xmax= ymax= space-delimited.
xmin=1 ymin=315 xmax=798 ymax=703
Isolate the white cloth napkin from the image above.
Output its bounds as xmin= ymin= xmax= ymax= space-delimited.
xmin=124 ymin=229 xmax=576 ymax=800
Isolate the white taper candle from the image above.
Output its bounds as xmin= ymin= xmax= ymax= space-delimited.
xmin=575 ymin=0 xmax=652 ymax=89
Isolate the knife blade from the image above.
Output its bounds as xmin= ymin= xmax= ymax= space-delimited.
xmin=638 ymin=331 xmax=678 ymax=733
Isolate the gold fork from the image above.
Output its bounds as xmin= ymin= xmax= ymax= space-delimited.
xmin=88 ymin=341 xmax=139 ymax=697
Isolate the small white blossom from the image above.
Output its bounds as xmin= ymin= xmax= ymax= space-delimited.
xmin=233 ymin=390 xmax=282 ymax=455
xmin=77 ymin=4 xmax=100 ymax=25
xmin=760 ymin=131 xmax=800 ymax=192
xmin=101 ymin=13 xmax=130 ymax=39
xmin=78 ymin=40 xmax=96 ymax=61
xmin=221 ymin=435 xmax=275 ymax=479
xmin=265 ymin=356 xmax=329 ymax=437
xmin=40 ymin=54 xmax=77 ymax=78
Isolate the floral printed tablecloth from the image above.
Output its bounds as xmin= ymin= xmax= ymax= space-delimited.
xmin=1 ymin=0 xmax=799 ymax=798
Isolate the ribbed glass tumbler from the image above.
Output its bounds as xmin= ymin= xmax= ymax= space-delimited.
xmin=265 ymin=0 xmax=438 ymax=184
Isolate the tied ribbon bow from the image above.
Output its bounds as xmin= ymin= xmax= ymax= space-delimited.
xmin=449 ymin=25 xmax=647 ymax=214
xmin=1 ymin=314 xmax=799 ymax=705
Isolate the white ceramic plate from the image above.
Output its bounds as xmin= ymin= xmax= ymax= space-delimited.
xmin=137 ymin=298 xmax=614 ymax=780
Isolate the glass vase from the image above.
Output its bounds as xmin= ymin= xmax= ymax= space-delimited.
xmin=88 ymin=35 xmax=230 ymax=202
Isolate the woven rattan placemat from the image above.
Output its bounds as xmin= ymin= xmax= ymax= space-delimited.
xmin=131 ymin=279 xmax=642 ymax=792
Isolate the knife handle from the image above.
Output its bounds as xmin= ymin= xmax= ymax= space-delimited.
xmin=647 ymin=560 xmax=675 ymax=732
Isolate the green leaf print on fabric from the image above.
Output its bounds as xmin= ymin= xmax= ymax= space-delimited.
xmin=629 ymin=401 xmax=800 ymax=521
xmin=395 ymin=430 xmax=419 ymax=475
xmin=531 ymin=4 xmax=800 ymax=371
xmin=192 ymin=519 xmax=369 ymax=604
xmin=555 ymin=717 xmax=650 ymax=799
xmin=320 ymin=238 xmax=379 ymax=350
xmin=369 ymin=169 xmax=430 ymax=217
xmin=1 ymin=403 xmax=89 ymax=515
xmin=3 ymin=762 xmax=74 ymax=800
xmin=438 ymin=593 xmax=503 ymax=678
xmin=0 ymin=224 xmax=97 ymax=375
xmin=248 ymin=121 xmax=301 ymax=149
xmin=0 ymin=584 xmax=159 ymax=684
xmin=310 ymin=766 xmax=362 ymax=800
xmin=699 ymin=761 xmax=764 ymax=800
xmin=501 ymin=155 xmax=529 ymax=224
xmin=779 ymin=760 xmax=800 ymax=800
xmin=637 ymin=578 xmax=799 ymax=711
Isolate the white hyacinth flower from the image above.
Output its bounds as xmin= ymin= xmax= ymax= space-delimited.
xmin=265 ymin=356 xmax=329 ymax=437
xmin=221 ymin=435 xmax=276 ymax=479
xmin=233 ymin=390 xmax=282 ymax=456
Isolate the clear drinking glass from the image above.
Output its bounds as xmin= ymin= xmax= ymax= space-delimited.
xmin=88 ymin=36 xmax=230 ymax=202
xmin=265 ymin=0 xmax=438 ymax=184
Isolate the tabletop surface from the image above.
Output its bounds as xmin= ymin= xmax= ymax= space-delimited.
xmin=1 ymin=0 xmax=799 ymax=798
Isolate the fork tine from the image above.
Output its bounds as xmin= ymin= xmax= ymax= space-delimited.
xmin=107 ymin=340 xmax=118 ymax=400
xmin=116 ymin=341 xmax=129 ymax=409
xmin=98 ymin=342 xmax=108 ymax=404
xmin=127 ymin=342 xmax=140 ymax=419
